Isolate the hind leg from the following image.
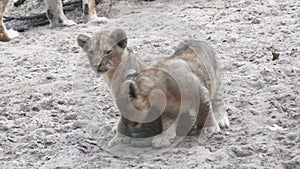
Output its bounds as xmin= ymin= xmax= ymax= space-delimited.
xmin=212 ymin=99 xmax=229 ymax=128
xmin=198 ymin=99 xmax=221 ymax=134
xmin=212 ymin=83 xmax=229 ymax=128
xmin=196 ymin=85 xmax=221 ymax=134
xmin=45 ymin=0 xmax=76 ymax=28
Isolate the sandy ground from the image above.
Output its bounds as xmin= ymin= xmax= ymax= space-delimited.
xmin=0 ymin=0 xmax=299 ymax=168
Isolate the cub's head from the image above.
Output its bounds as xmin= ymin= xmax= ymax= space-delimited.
xmin=77 ymin=29 xmax=127 ymax=74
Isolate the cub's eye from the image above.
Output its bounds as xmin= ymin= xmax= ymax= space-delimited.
xmin=104 ymin=50 xmax=112 ymax=55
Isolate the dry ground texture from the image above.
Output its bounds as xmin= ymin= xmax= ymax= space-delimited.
xmin=0 ymin=0 xmax=299 ymax=168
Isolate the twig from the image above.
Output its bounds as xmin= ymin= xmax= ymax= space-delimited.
xmin=4 ymin=13 xmax=47 ymax=22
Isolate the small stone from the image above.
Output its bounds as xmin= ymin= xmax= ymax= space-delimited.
xmin=231 ymin=147 xmax=253 ymax=157
xmin=57 ymin=100 xmax=66 ymax=105
xmin=32 ymin=106 xmax=40 ymax=112
xmin=64 ymin=114 xmax=78 ymax=120
xmin=72 ymin=121 xmax=86 ymax=129
xmin=251 ymin=17 xmax=261 ymax=24
xmin=272 ymin=52 xmax=280 ymax=61
xmin=43 ymin=92 xmax=53 ymax=96
xmin=46 ymin=76 xmax=55 ymax=80
xmin=0 ymin=123 xmax=10 ymax=131
xmin=228 ymin=38 xmax=237 ymax=43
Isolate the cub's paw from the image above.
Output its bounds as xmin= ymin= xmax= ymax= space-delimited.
xmin=218 ymin=113 xmax=230 ymax=128
xmin=108 ymin=133 xmax=131 ymax=148
xmin=0 ymin=29 xmax=19 ymax=42
xmin=89 ymin=17 xmax=108 ymax=24
xmin=51 ymin=19 xmax=76 ymax=28
xmin=201 ymin=124 xmax=220 ymax=135
xmin=98 ymin=17 xmax=109 ymax=24
xmin=152 ymin=132 xmax=176 ymax=148
xmin=130 ymin=138 xmax=153 ymax=147
xmin=7 ymin=29 xmax=19 ymax=39
xmin=62 ymin=19 xmax=77 ymax=27
xmin=188 ymin=127 xmax=199 ymax=135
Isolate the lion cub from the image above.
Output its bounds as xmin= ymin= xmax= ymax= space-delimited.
xmin=77 ymin=29 xmax=162 ymax=147
xmin=119 ymin=40 xmax=229 ymax=148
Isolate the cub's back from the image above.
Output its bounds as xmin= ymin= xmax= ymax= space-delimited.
xmin=171 ymin=40 xmax=221 ymax=97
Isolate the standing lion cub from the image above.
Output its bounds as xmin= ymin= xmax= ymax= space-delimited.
xmin=119 ymin=40 xmax=230 ymax=148
xmin=77 ymin=29 xmax=162 ymax=147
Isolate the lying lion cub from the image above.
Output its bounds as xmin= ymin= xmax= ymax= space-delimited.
xmin=119 ymin=40 xmax=230 ymax=148
xmin=77 ymin=29 xmax=162 ymax=147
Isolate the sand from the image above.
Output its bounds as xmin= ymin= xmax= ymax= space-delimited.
xmin=0 ymin=0 xmax=299 ymax=168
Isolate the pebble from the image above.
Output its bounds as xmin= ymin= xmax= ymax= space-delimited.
xmin=251 ymin=17 xmax=261 ymax=24
xmin=64 ymin=114 xmax=78 ymax=120
xmin=72 ymin=121 xmax=86 ymax=129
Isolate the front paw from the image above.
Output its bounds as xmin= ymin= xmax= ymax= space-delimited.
xmin=51 ymin=19 xmax=76 ymax=28
xmin=7 ymin=29 xmax=19 ymax=39
xmin=218 ymin=113 xmax=230 ymax=128
xmin=108 ymin=133 xmax=131 ymax=148
xmin=201 ymin=124 xmax=220 ymax=135
xmin=89 ymin=17 xmax=108 ymax=24
xmin=152 ymin=132 xmax=176 ymax=148
xmin=97 ymin=17 xmax=108 ymax=24
xmin=130 ymin=138 xmax=153 ymax=147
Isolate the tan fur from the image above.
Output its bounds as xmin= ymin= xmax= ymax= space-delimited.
xmin=77 ymin=29 xmax=162 ymax=147
xmin=82 ymin=0 xmax=107 ymax=23
xmin=0 ymin=0 xmax=10 ymax=42
xmin=77 ymin=29 xmax=145 ymax=94
xmin=121 ymin=40 xmax=230 ymax=148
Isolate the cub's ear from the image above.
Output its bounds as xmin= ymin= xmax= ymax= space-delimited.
xmin=121 ymin=80 xmax=138 ymax=100
xmin=129 ymin=81 xmax=138 ymax=99
xmin=77 ymin=34 xmax=91 ymax=50
xmin=110 ymin=29 xmax=127 ymax=49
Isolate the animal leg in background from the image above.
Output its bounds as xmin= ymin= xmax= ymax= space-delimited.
xmin=45 ymin=0 xmax=76 ymax=28
xmin=82 ymin=0 xmax=108 ymax=23
xmin=0 ymin=0 xmax=19 ymax=42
